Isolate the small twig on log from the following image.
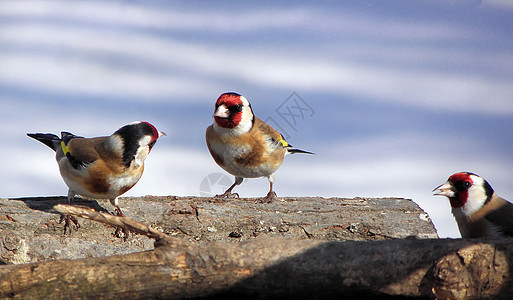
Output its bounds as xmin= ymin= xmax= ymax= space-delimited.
xmin=54 ymin=204 xmax=171 ymax=242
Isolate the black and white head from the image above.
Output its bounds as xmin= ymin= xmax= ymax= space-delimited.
xmin=110 ymin=121 xmax=165 ymax=168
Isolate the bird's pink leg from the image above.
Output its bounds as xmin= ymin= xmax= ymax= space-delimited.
xmin=260 ymin=174 xmax=277 ymax=203
xmin=110 ymin=198 xmax=130 ymax=240
xmin=60 ymin=190 xmax=80 ymax=234
xmin=215 ymin=177 xmax=243 ymax=199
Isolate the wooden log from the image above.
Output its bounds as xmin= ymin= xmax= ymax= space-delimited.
xmin=0 ymin=198 xmax=511 ymax=299
xmin=0 ymin=196 xmax=437 ymax=264
xmin=0 ymin=234 xmax=512 ymax=299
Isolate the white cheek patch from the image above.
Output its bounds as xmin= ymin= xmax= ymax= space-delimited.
xmin=125 ymin=135 xmax=152 ymax=167
xmin=239 ymin=96 xmax=250 ymax=106
xmin=462 ymin=176 xmax=489 ymax=217
xmin=134 ymin=146 xmax=149 ymax=167
xmin=237 ymin=106 xmax=254 ymax=133
xmin=138 ymin=135 xmax=152 ymax=147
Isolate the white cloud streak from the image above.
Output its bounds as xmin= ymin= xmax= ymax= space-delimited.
xmin=2 ymin=21 xmax=513 ymax=113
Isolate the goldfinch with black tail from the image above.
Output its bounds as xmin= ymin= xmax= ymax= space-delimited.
xmin=434 ymin=172 xmax=513 ymax=238
xmin=205 ymin=92 xmax=313 ymax=202
xmin=27 ymin=121 xmax=165 ymax=236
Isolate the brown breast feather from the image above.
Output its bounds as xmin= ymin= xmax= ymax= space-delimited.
xmin=205 ymin=125 xmax=224 ymax=166
xmin=206 ymin=118 xmax=286 ymax=169
xmin=235 ymin=118 xmax=285 ymax=168
xmin=68 ymin=136 xmax=141 ymax=196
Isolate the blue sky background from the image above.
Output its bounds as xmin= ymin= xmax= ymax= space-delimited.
xmin=1 ymin=0 xmax=513 ymax=238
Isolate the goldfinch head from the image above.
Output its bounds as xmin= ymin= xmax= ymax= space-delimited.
xmin=112 ymin=121 xmax=165 ymax=167
xmin=212 ymin=92 xmax=254 ymax=134
xmin=433 ymin=172 xmax=494 ymax=213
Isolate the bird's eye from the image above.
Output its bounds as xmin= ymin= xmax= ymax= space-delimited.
xmin=463 ymin=181 xmax=472 ymax=188
xmin=229 ymin=104 xmax=243 ymax=113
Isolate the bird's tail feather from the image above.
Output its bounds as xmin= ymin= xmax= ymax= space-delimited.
xmin=27 ymin=133 xmax=60 ymax=151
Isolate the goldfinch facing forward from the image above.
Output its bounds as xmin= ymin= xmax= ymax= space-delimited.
xmin=205 ymin=92 xmax=312 ymax=202
xmin=28 ymin=121 xmax=165 ymax=235
xmin=433 ymin=172 xmax=513 ymax=238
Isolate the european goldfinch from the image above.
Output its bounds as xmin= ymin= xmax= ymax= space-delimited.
xmin=27 ymin=121 xmax=165 ymax=235
xmin=433 ymin=172 xmax=513 ymax=238
xmin=205 ymin=92 xmax=313 ymax=202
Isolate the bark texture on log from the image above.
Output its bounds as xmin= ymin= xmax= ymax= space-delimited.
xmin=0 ymin=196 xmax=437 ymax=264
xmin=0 ymin=196 xmax=512 ymax=299
xmin=1 ymin=237 xmax=512 ymax=299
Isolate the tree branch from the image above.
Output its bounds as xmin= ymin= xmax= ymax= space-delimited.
xmin=54 ymin=204 xmax=171 ymax=242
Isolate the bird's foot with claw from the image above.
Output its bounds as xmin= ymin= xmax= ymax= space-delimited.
xmin=214 ymin=191 xmax=240 ymax=200
xmin=259 ymin=191 xmax=277 ymax=204
xmin=113 ymin=226 xmax=130 ymax=241
xmin=59 ymin=214 xmax=80 ymax=235
xmin=111 ymin=208 xmax=130 ymax=241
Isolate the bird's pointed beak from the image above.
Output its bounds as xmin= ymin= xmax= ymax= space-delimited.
xmin=433 ymin=181 xmax=455 ymax=197
xmin=213 ymin=104 xmax=230 ymax=118
xmin=158 ymin=131 xmax=166 ymax=138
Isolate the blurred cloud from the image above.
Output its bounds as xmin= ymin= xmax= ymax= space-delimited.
xmin=0 ymin=1 xmax=313 ymax=32
xmin=2 ymin=4 xmax=512 ymax=112
xmin=485 ymin=0 xmax=513 ymax=9
xmin=1 ymin=1 xmax=512 ymax=239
